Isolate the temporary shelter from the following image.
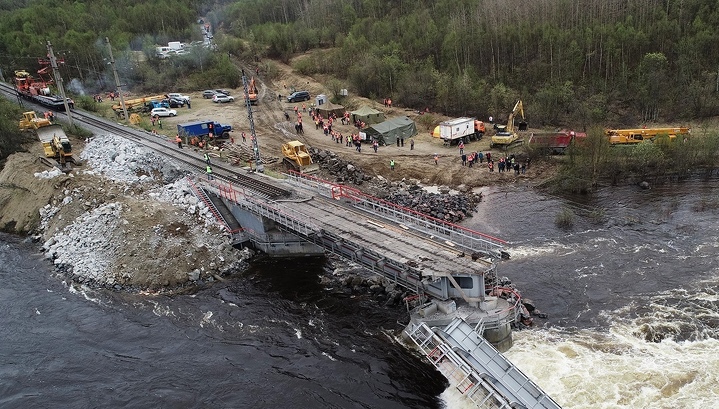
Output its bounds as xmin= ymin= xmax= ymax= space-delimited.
xmin=431 ymin=125 xmax=441 ymax=138
xmin=316 ymin=102 xmax=345 ymax=118
xmin=363 ymin=116 xmax=418 ymax=146
xmin=350 ymin=105 xmax=385 ymax=125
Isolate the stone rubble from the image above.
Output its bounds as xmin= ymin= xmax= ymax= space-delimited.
xmin=310 ymin=147 xmax=482 ymax=221
xmin=38 ymin=133 xmax=251 ymax=291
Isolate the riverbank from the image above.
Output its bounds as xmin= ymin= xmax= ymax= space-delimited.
xmin=0 ymin=134 xmax=249 ymax=291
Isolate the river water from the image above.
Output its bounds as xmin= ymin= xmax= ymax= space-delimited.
xmin=1 ymin=178 xmax=718 ymax=408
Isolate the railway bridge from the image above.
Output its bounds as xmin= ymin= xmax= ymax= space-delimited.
xmin=193 ymin=171 xmax=562 ymax=408
xmin=192 ymin=170 xmax=508 ymax=309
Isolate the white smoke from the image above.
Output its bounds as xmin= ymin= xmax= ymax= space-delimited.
xmin=67 ymin=78 xmax=86 ymax=95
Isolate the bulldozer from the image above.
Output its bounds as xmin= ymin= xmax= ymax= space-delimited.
xmin=281 ymin=141 xmax=319 ymax=174
xmin=19 ymin=111 xmax=77 ymax=172
xmin=19 ymin=110 xmax=51 ymax=130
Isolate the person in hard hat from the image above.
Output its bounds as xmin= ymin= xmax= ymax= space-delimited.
xmin=206 ymin=165 xmax=213 ymax=180
xmin=203 ymin=152 xmax=211 ymax=165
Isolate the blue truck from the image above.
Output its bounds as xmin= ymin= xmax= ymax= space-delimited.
xmin=177 ymin=120 xmax=233 ymax=139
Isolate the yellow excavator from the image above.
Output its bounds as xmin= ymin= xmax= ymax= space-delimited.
xmin=491 ymin=100 xmax=527 ymax=148
xmin=19 ymin=111 xmax=77 ymax=171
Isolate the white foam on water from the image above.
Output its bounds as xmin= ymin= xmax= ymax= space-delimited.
xmin=321 ymin=351 xmax=337 ymax=361
xmin=505 ymin=328 xmax=719 ymax=409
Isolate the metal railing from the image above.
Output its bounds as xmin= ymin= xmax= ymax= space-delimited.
xmin=285 ymin=171 xmax=507 ymax=258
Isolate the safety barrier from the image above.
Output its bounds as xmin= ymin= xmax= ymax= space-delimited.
xmin=285 ymin=170 xmax=507 ymax=258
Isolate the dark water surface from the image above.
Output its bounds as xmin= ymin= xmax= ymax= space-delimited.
xmin=2 ymin=177 xmax=718 ymax=408
xmin=0 ymin=238 xmax=444 ymax=408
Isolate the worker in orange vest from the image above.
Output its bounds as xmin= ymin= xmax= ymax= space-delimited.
xmin=175 ymin=134 xmax=182 ymax=149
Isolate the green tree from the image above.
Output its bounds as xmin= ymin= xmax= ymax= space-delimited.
xmin=637 ymin=52 xmax=669 ymax=121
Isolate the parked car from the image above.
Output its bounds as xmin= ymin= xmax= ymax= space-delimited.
xmin=150 ymin=107 xmax=177 ymax=117
xmin=202 ymin=90 xmax=219 ymax=99
xmin=212 ymin=94 xmax=234 ymax=103
xmin=287 ymin=91 xmax=310 ymax=103
xmin=215 ymin=89 xmax=231 ymax=95
xmin=166 ymin=93 xmax=190 ymax=102
xmin=165 ymin=98 xmax=186 ymax=108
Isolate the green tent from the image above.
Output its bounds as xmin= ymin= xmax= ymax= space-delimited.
xmin=350 ymin=105 xmax=385 ymax=125
xmin=363 ymin=116 xmax=418 ymax=146
xmin=316 ymin=102 xmax=346 ymax=118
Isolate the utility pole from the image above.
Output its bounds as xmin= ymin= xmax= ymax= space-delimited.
xmin=242 ymin=69 xmax=263 ymax=173
xmin=106 ymin=37 xmax=128 ymax=121
xmin=46 ymin=41 xmax=73 ymax=127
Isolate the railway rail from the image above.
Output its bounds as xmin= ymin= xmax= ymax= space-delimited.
xmin=0 ymin=81 xmax=291 ymax=199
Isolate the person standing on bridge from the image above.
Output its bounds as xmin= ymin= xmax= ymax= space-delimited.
xmin=176 ymin=134 xmax=183 ymax=149
xmin=206 ymin=165 xmax=213 ymax=180
xmin=204 ymin=152 xmax=211 ymax=165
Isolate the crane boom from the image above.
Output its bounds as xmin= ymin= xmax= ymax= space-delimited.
xmin=242 ymin=69 xmax=263 ymax=172
xmin=506 ymin=100 xmax=525 ymax=133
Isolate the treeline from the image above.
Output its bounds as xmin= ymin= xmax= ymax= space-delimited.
xmin=220 ymin=0 xmax=719 ymax=126
xmin=2 ymin=0 xmax=719 ymax=127
xmin=0 ymin=0 xmax=225 ymax=93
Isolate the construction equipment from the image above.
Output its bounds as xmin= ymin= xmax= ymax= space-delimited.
xmin=14 ymin=66 xmax=75 ymax=110
xmin=605 ymin=127 xmax=691 ymax=145
xmin=242 ymin=69 xmax=263 ymax=172
xmin=282 ymin=141 xmax=319 ymax=174
xmin=19 ymin=111 xmax=51 ymax=130
xmin=111 ymin=95 xmax=166 ymax=117
xmin=19 ymin=111 xmax=77 ymax=171
xmin=527 ymin=129 xmax=586 ymax=154
xmin=246 ymin=77 xmax=259 ymax=105
xmin=491 ymin=100 xmax=527 ymax=148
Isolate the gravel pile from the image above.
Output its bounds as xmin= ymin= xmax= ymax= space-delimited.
xmin=80 ymin=134 xmax=185 ymax=184
xmin=43 ymin=203 xmax=123 ymax=283
xmin=38 ymin=134 xmax=247 ymax=289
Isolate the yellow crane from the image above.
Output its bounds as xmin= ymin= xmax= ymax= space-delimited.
xmin=605 ymin=127 xmax=691 ymax=145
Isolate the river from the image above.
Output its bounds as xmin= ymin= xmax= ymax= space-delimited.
xmin=1 ymin=178 xmax=718 ymax=408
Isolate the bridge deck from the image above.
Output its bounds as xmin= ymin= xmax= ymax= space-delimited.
xmin=290 ymin=195 xmax=492 ymax=278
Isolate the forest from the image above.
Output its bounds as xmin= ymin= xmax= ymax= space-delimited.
xmin=1 ymin=0 xmax=719 ymax=127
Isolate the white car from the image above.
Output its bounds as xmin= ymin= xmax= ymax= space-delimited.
xmin=212 ymin=94 xmax=234 ymax=103
xmin=150 ymin=107 xmax=177 ymax=117
xmin=166 ymin=93 xmax=190 ymax=102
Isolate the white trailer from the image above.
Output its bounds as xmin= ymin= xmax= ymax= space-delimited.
xmin=440 ymin=117 xmax=476 ymax=144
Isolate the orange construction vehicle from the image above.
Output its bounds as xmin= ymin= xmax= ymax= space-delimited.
xmin=245 ymin=77 xmax=259 ymax=105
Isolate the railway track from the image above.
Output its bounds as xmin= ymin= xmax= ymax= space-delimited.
xmin=0 ymin=81 xmax=292 ymax=199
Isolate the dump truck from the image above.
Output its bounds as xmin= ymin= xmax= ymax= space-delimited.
xmin=527 ymin=129 xmax=586 ymax=154
xmin=19 ymin=111 xmax=76 ymax=171
xmin=605 ymin=127 xmax=691 ymax=145
xmin=282 ymin=141 xmax=319 ymax=173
